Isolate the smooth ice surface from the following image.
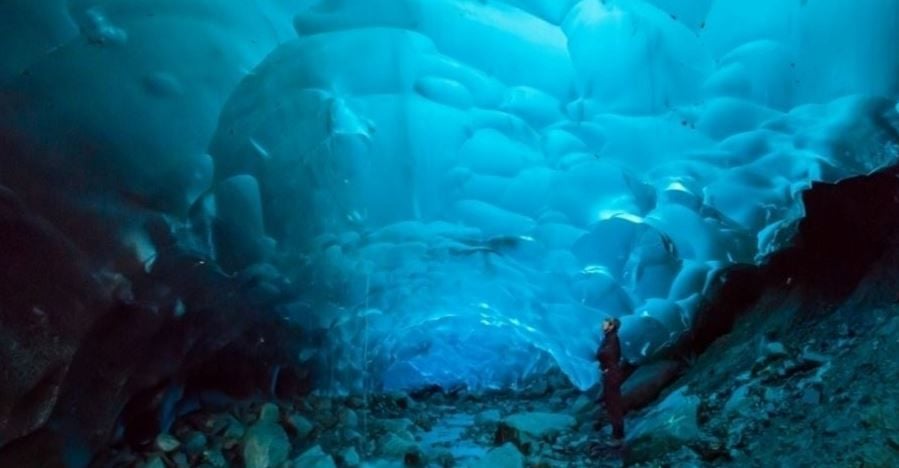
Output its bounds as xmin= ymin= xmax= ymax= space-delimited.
xmin=1 ymin=0 xmax=897 ymax=393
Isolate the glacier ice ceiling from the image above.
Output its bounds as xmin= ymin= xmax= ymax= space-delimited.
xmin=1 ymin=0 xmax=898 ymax=397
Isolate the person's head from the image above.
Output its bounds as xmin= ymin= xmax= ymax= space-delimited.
xmin=602 ymin=317 xmax=620 ymax=334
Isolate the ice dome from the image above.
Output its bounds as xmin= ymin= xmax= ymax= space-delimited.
xmin=1 ymin=0 xmax=898 ymax=429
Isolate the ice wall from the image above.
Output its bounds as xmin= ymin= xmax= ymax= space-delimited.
xmin=1 ymin=0 xmax=898 ymax=393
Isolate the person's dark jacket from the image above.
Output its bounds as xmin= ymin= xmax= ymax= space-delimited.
xmin=596 ymin=331 xmax=622 ymax=372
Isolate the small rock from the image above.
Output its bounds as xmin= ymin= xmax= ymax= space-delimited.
xmin=666 ymin=446 xmax=704 ymax=467
xmin=800 ymin=351 xmax=830 ymax=366
xmin=763 ymin=386 xmax=784 ymax=402
xmin=528 ymin=380 xmax=549 ymax=397
xmin=363 ymin=439 xmax=376 ymax=455
xmin=764 ymin=342 xmax=788 ymax=359
xmin=341 ymin=428 xmax=363 ymax=443
xmin=346 ymin=395 xmax=365 ymax=409
xmin=801 ymin=388 xmax=821 ymax=405
xmin=291 ymin=445 xmax=336 ymax=468
xmin=340 ymin=447 xmax=361 ymax=466
xmin=223 ymin=415 xmax=247 ymax=439
xmin=143 ymin=456 xmax=165 ymax=468
xmin=887 ymin=435 xmax=899 ymax=451
xmin=429 ymin=449 xmax=454 ymax=467
xmin=374 ymin=418 xmax=414 ymax=434
xmin=259 ymin=403 xmax=280 ymax=423
xmin=172 ymin=452 xmax=189 ymax=468
xmin=724 ymin=384 xmax=752 ymax=415
xmin=570 ymin=394 xmax=592 ymax=415
xmin=414 ymin=415 xmax=433 ymax=432
xmin=318 ymin=397 xmax=334 ymax=410
xmin=202 ymin=413 xmax=231 ymax=434
xmin=242 ymin=421 xmax=290 ymax=468
xmin=823 ymin=419 xmax=845 ymax=436
xmin=286 ymin=414 xmax=315 ymax=439
xmin=857 ymin=443 xmax=897 ymax=466
xmin=389 ymin=392 xmax=414 ymax=410
xmin=471 ymin=443 xmax=524 ymax=468
xmin=182 ymin=431 xmax=208 ymax=455
xmin=379 ymin=431 xmax=419 ymax=458
xmin=339 ymin=408 xmax=359 ymax=427
xmin=837 ymin=323 xmax=850 ymax=337
xmin=154 ymin=433 xmax=180 ymax=452
xmin=203 ymin=449 xmax=228 ymax=468
xmin=496 ymin=412 xmax=575 ymax=453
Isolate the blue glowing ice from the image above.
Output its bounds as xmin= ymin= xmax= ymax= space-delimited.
xmin=1 ymin=0 xmax=897 ymax=392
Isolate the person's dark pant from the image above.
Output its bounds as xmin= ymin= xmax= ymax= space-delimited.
xmin=602 ymin=368 xmax=625 ymax=440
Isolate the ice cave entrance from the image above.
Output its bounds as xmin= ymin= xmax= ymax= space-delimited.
xmin=231 ymin=0 xmax=899 ymax=393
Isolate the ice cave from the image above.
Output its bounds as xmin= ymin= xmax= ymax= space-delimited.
xmin=1 ymin=0 xmax=898 ymax=466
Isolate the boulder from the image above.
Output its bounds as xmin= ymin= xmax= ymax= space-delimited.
xmin=625 ymin=387 xmax=701 ymax=464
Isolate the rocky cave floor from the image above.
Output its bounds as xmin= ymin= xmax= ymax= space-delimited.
xmin=94 ymin=269 xmax=899 ymax=468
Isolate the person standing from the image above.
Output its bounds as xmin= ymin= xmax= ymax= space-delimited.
xmin=596 ymin=317 xmax=625 ymax=446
